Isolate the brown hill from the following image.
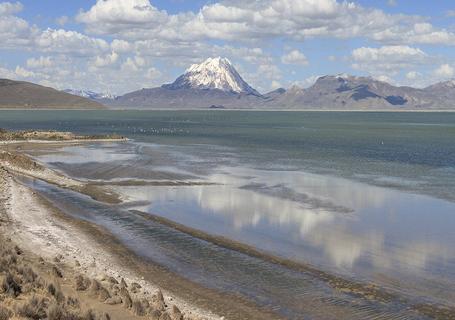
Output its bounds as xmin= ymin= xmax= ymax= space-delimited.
xmin=0 ymin=79 xmax=105 ymax=109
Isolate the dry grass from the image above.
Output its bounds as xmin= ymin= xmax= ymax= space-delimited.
xmin=129 ymin=282 xmax=141 ymax=294
xmin=98 ymin=287 xmax=111 ymax=302
xmin=16 ymin=295 xmax=49 ymax=319
xmin=171 ymin=305 xmax=183 ymax=320
xmin=120 ymin=278 xmax=128 ymax=288
xmin=149 ymin=309 xmax=162 ymax=320
xmin=0 ymin=306 xmax=12 ymax=320
xmin=0 ymin=151 xmax=44 ymax=171
xmin=0 ymin=235 xmax=114 ymax=320
xmin=1 ymin=272 xmax=22 ymax=297
xmin=0 ymin=238 xmax=202 ymax=320
xmin=47 ymin=281 xmax=65 ymax=303
xmin=151 ymin=289 xmax=166 ymax=312
xmin=51 ymin=265 xmax=63 ymax=278
xmin=0 ymin=211 xmax=200 ymax=320
xmin=159 ymin=311 xmax=172 ymax=320
xmin=74 ymin=274 xmax=91 ymax=291
xmin=119 ymin=287 xmax=133 ymax=309
xmin=88 ymin=279 xmax=111 ymax=302
xmin=131 ymin=299 xmax=146 ymax=316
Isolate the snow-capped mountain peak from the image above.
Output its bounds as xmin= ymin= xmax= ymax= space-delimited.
xmin=63 ymin=89 xmax=117 ymax=100
xmin=164 ymin=57 xmax=259 ymax=95
xmin=439 ymin=79 xmax=455 ymax=88
xmin=424 ymin=79 xmax=455 ymax=92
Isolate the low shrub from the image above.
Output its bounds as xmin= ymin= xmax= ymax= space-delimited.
xmin=159 ymin=311 xmax=172 ymax=320
xmin=1 ymin=273 xmax=21 ymax=297
xmin=18 ymin=266 xmax=38 ymax=283
xmin=51 ymin=265 xmax=63 ymax=278
xmin=82 ymin=309 xmax=96 ymax=320
xmin=171 ymin=305 xmax=183 ymax=320
xmin=98 ymin=286 xmax=110 ymax=302
xmin=149 ymin=309 xmax=162 ymax=320
xmin=47 ymin=282 xmax=65 ymax=304
xmin=0 ymin=306 xmax=12 ymax=320
xmin=130 ymin=282 xmax=141 ymax=293
xmin=47 ymin=283 xmax=56 ymax=296
xmin=119 ymin=287 xmax=132 ymax=309
xmin=132 ymin=299 xmax=146 ymax=316
xmin=16 ymin=295 xmax=48 ymax=320
xmin=99 ymin=313 xmax=111 ymax=320
xmin=74 ymin=275 xmax=90 ymax=291
xmin=66 ymin=296 xmax=80 ymax=309
xmin=47 ymin=302 xmax=81 ymax=320
xmin=47 ymin=302 xmax=63 ymax=320
xmin=120 ymin=278 xmax=127 ymax=288
xmin=89 ymin=279 xmax=101 ymax=295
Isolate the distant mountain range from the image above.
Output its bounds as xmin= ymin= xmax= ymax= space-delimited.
xmin=2 ymin=57 xmax=455 ymax=110
xmin=0 ymin=79 xmax=104 ymax=109
xmin=63 ymin=89 xmax=117 ymax=101
xmin=104 ymin=57 xmax=265 ymax=109
xmin=99 ymin=57 xmax=455 ymax=110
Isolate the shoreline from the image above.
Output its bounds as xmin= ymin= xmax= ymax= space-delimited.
xmin=0 ymin=141 xmax=283 ymax=319
xmin=1 ymin=107 xmax=455 ymax=112
xmin=1 ymin=138 xmax=455 ymax=319
xmin=108 ymin=108 xmax=455 ymax=112
xmin=0 ymin=149 xmax=122 ymax=204
xmin=0 ymin=138 xmax=129 ymax=145
xmin=0 ymin=168 xmax=282 ymax=320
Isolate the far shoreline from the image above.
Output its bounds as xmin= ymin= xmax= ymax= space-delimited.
xmin=1 ymin=107 xmax=455 ymax=112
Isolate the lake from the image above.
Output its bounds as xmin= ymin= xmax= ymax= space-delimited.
xmin=2 ymin=110 xmax=455 ymax=319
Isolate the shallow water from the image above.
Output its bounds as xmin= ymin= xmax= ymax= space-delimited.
xmin=22 ymin=176 xmax=440 ymax=319
xmin=2 ymin=110 xmax=455 ymax=318
xmin=29 ymin=141 xmax=455 ymax=303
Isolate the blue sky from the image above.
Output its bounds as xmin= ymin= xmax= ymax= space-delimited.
xmin=1 ymin=0 xmax=455 ymax=94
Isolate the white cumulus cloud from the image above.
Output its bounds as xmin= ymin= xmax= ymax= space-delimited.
xmin=351 ymin=45 xmax=429 ymax=75
xmin=0 ymin=1 xmax=22 ymax=15
xmin=434 ymin=64 xmax=454 ymax=78
xmin=406 ymin=71 xmax=421 ymax=80
xmin=26 ymin=56 xmax=53 ymax=69
xmin=35 ymin=29 xmax=110 ymax=56
xmin=281 ymin=50 xmax=309 ymax=65
xmin=75 ymin=0 xmax=455 ymax=46
xmin=76 ymin=0 xmax=168 ymax=35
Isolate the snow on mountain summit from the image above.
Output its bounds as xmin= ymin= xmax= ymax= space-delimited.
xmin=63 ymin=89 xmax=116 ymax=100
xmin=437 ymin=79 xmax=455 ymax=88
xmin=164 ymin=57 xmax=259 ymax=95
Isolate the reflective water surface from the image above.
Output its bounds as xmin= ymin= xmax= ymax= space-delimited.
xmin=22 ymin=175 xmax=447 ymax=320
xmin=29 ymin=141 xmax=455 ymax=311
xmin=2 ymin=110 xmax=455 ymax=319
